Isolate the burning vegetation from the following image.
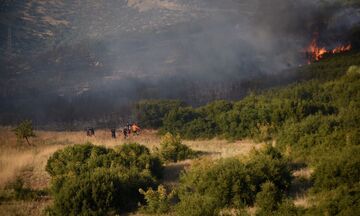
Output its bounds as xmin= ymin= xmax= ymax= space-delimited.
xmin=306 ymin=36 xmax=352 ymax=63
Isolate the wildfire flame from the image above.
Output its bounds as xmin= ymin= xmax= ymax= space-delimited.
xmin=306 ymin=38 xmax=352 ymax=64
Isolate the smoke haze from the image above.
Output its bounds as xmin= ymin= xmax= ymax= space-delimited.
xmin=0 ymin=0 xmax=359 ymax=127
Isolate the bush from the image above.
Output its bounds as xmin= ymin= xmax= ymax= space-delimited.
xmin=162 ymin=107 xmax=200 ymax=136
xmin=307 ymin=184 xmax=360 ymax=216
xmin=246 ymin=146 xmax=292 ymax=194
xmin=175 ymin=193 xmax=219 ymax=216
xmin=176 ymin=147 xmax=292 ymax=215
xmin=48 ymin=168 xmax=156 ymax=215
xmin=46 ymin=143 xmax=163 ymax=179
xmin=45 ymin=143 xmax=110 ymax=177
xmin=157 ymin=133 xmax=197 ymax=162
xmin=135 ymin=100 xmax=185 ymax=129
xmin=139 ymin=185 xmax=176 ymax=214
xmin=46 ymin=143 xmax=163 ymax=215
xmin=13 ymin=120 xmax=36 ymax=145
xmin=274 ymin=200 xmax=303 ymax=216
xmin=114 ymin=143 xmax=163 ymax=179
xmin=312 ymin=146 xmax=360 ymax=192
xmin=255 ymin=182 xmax=281 ymax=215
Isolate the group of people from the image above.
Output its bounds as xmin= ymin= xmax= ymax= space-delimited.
xmin=122 ymin=122 xmax=141 ymax=139
xmin=86 ymin=123 xmax=141 ymax=139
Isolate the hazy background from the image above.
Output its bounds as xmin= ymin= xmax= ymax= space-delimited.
xmin=0 ymin=0 xmax=359 ymax=128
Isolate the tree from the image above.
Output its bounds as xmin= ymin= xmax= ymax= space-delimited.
xmin=13 ymin=120 xmax=36 ymax=146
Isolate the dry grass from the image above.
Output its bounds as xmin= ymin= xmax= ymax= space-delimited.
xmin=0 ymin=200 xmax=51 ymax=216
xmin=291 ymin=167 xmax=314 ymax=208
xmin=0 ymin=127 xmax=262 ymax=189
xmin=0 ymin=127 xmax=263 ymax=216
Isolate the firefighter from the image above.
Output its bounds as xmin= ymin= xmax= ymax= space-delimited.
xmin=111 ymin=128 xmax=116 ymax=139
xmin=131 ymin=123 xmax=141 ymax=136
xmin=123 ymin=126 xmax=129 ymax=139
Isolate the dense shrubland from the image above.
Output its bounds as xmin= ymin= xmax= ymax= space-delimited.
xmin=135 ymin=53 xmax=360 ymax=215
xmin=41 ymin=53 xmax=360 ymax=215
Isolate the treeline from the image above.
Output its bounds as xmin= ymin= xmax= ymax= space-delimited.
xmin=136 ymin=52 xmax=360 ymax=163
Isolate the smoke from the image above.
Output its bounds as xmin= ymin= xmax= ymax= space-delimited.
xmin=0 ymin=0 xmax=359 ymax=126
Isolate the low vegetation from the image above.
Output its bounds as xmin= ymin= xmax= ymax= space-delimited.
xmin=135 ymin=53 xmax=360 ymax=215
xmin=175 ymin=146 xmax=292 ymax=216
xmin=1 ymin=52 xmax=359 ymax=215
xmin=13 ymin=120 xmax=36 ymax=146
xmin=156 ymin=133 xmax=198 ymax=162
xmin=45 ymin=143 xmax=163 ymax=215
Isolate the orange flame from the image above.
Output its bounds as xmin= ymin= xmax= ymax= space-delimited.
xmin=306 ymin=38 xmax=352 ymax=64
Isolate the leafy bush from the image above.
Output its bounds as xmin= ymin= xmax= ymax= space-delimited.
xmin=13 ymin=120 xmax=36 ymax=145
xmin=175 ymin=193 xmax=219 ymax=216
xmin=45 ymin=143 xmax=110 ymax=177
xmin=46 ymin=143 xmax=163 ymax=215
xmin=162 ymin=107 xmax=200 ymax=136
xmin=139 ymin=185 xmax=176 ymax=214
xmin=312 ymin=146 xmax=360 ymax=192
xmin=255 ymin=182 xmax=282 ymax=215
xmin=47 ymin=168 xmax=156 ymax=215
xmin=157 ymin=133 xmax=197 ymax=162
xmin=274 ymin=200 xmax=303 ymax=216
xmin=307 ymin=184 xmax=360 ymax=216
xmin=135 ymin=100 xmax=185 ymax=129
xmin=46 ymin=143 xmax=163 ymax=179
xmin=246 ymin=146 xmax=292 ymax=194
xmin=176 ymin=147 xmax=292 ymax=215
xmin=114 ymin=143 xmax=163 ymax=179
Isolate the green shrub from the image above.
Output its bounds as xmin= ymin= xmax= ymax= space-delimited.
xmin=274 ymin=200 xmax=303 ymax=216
xmin=45 ymin=143 xmax=110 ymax=177
xmin=307 ymin=184 xmax=360 ymax=216
xmin=177 ymin=158 xmax=249 ymax=212
xmin=46 ymin=143 xmax=163 ymax=179
xmin=255 ymin=182 xmax=281 ymax=215
xmin=175 ymin=193 xmax=219 ymax=216
xmin=13 ymin=120 xmax=36 ymax=145
xmin=176 ymin=147 xmax=292 ymax=215
xmin=46 ymin=143 xmax=163 ymax=215
xmin=312 ymin=146 xmax=360 ymax=192
xmin=246 ymin=146 xmax=292 ymax=194
xmin=139 ymin=185 xmax=176 ymax=214
xmin=114 ymin=143 xmax=163 ymax=179
xmin=157 ymin=133 xmax=197 ymax=162
xmin=162 ymin=107 xmax=200 ymax=136
xmin=47 ymin=168 xmax=156 ymax=215
xmin=135 ymin=100 xmax=185 ymax=129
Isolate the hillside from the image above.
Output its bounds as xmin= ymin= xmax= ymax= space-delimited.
xmin=0 ymin=1 xmax=360 ymax=215
xmin=134 ymin=52 xmax=360 ymax=215
xmin=0 ymin=50 xmax=359 ymax=215
xmin=1 ymin=0 xmax=359 ymax=126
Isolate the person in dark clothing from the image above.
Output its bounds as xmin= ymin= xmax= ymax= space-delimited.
xmin=90 ymin=128 xmax=95 ymax=136
xmin=123 ymin=126 xmax=129 ymax=139
xmin=111 ymin=128 xmax=116 ymax=138
xmin=86 ymin=127 xmax=95 ymax=136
